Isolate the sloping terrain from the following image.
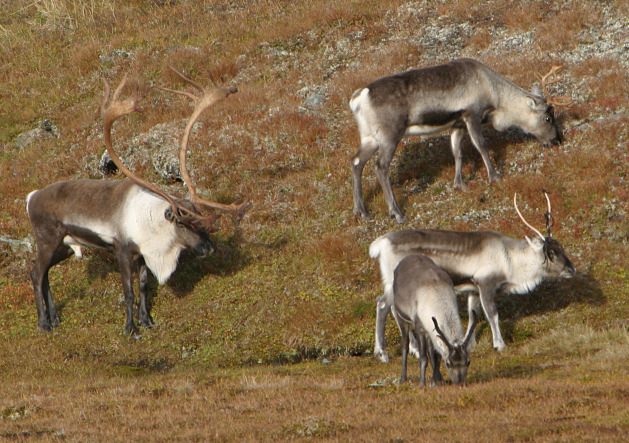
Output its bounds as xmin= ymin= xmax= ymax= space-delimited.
xmin=0 ymin=0 xmax=627 ymax=440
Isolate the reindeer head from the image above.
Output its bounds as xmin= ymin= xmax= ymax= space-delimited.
xmin=527 ymin=65 xmax=575 ymax=147
xmin=432 ymin=311 xmax=478 ymax=386
xmin=514 ymin=191 xmax=576 ymax=278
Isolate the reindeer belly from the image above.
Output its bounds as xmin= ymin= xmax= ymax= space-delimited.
xmin=63 ymin=223 xmax=116 ymax=252
xmin=404 ymin=123 xmax=454 ymax=136
xmin=404 ymin=110 xmax=463 ymax=137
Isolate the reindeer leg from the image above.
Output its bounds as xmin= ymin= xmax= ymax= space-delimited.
xmin=477 ymin=280 xmax=505 ymax=352
xmin=397 ymin=318 xmax=410 ymax=383
xmin=136 ymin=256 xmax=154 ymax=329
xmin=429 ymin=348 xmax=443 ymax=388
xmin=374 ymin=291 xmax=392 ymax=363
xmin=463 ymin=114 xmax=500 ymax=184
xmin=351 ymin=137 xmax=378 ymax=221
xmin=30 ymin=230 xmax=73 ymax=332
xmin=116 ymin=245 xmax=141 ymax=339
xmin=465 ymin=293 xmax=481 ymax=347
xmin=416 ymin=331 xmax=429 ymax=388
xmin=31 ymin=260 xmax=53 ymax=332
xmin=450 ymin=126 xmax=467 ymax=189
xmin=374 ymin=139 xmax=406 ymax=223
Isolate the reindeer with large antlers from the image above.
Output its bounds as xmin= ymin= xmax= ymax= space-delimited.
xmin=350 ymin=58 xmax=574 ymax=223
xmin=26 ymin=69 xmax=247 ymax=337
xmin=369 ymin=191 xmax=576 ymax=362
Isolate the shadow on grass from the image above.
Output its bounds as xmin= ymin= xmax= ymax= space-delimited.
xmin=360 ymin=128 xmax=534 ymax=215
xmin=496 ymin=271 xmax=605 ymax=345
xmin=53 ymin=228 xmax=253 ymax=319
xmin=165 ymin=227 xmax=253 ymax=299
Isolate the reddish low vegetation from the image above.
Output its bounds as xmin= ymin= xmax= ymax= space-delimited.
xmin=1 ymin=0 xmax=627 ymax=440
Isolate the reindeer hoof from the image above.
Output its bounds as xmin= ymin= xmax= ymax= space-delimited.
xmin=494 ymin=345 xmax=506 ymax=353
xmin=38 ymin=323 xmax=53 ymax=333
xmin=392 ymin=213 xmax=407 ymax=224
xmin=374 ymin=351 xmax=390 ymax=363
xmin=138 ymin=318 xmax=155 ymax=329
xmin=125 ymin=326 xmax=143 ymax=340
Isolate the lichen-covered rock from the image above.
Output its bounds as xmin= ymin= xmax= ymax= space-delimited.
xmin=13 ymin=120 xmax=59 ymax=150
xmin=97 ymin=119 xmax=187 ymax=182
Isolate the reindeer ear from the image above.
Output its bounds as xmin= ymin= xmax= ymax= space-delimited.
xmin=525 ymin=235 xmax=544 ymax=251
xmin=527 ymin=95 xmax=546 ymax=112
xmin=165 ymin=208 xmax=175 ymax=222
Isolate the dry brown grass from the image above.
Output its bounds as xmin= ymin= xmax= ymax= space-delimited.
xmin=1 ymin=0 xmax=628 ymax=440
xmin=535 ymin=2 xmax=602 ymax=52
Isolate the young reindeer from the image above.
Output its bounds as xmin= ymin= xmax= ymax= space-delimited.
xmin=350 ymin=59 xmax=573 ymax=223
xmin=26 ymin=69 xmax=249 ymax=338
xmin=392 ymin=254 xmax=478 ymax=387
xmin=370 ymin=191 xmax=575 ymax=362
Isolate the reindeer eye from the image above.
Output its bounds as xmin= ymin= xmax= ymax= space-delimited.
xmin=545 ymin=116 xmax=552 ymax=123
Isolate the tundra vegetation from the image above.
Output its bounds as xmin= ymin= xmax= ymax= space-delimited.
xmin=0 ymin=0 xmax=628 ymax=440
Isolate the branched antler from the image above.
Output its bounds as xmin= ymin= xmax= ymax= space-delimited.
xmin=535 ymin=65 xmax=575 ymax=109
xmin=157 ymin=64 xmax=250 ymax=221
xmin=102 ymin=76 xmax=178 ymax=212
xmin=102 ymin=75 xmax=222 ymax=233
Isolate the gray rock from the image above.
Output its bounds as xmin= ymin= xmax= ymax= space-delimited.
xmin=14 ymin=120 xmax=59 ymax=150
xmin=0 ymin=235 xmax=34 ymax=254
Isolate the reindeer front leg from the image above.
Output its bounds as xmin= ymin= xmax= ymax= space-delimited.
xmin=476 ymin=280 xmax=505 ymax=352
xmin=117 ymin=245 xmax=141 ymax=339
xmin=462 ymin=114 xmax=500 ymax=184
xmin=136 ymin=256 xmax=154 ymax=329
xmin=374 ymin=141 xmax=406 ymax=224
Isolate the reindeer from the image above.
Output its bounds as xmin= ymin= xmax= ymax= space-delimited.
xmin=349 ymin=58 xmax=573 ymax=223
xmin=26 ymin=68 xmax=249 ymax=338
xmin=392 ymin=254 xmax=478 ymax=387
xmin=369 ymin=191 xmax=575 ymax=362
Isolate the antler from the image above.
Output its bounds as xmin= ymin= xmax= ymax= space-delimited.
xmin=542 ymin=189 xmax=554 ymax=237
xmin=102 ymin=75 xmax=222 ymax=233
xmin=432 ymin=317 xmax=454 ymax=352
xmin=535 ymin=65 xmax=575 ymax=109
xmin=513 ymin=193 xmax=546 ymax=241
xmin=101 ymin=76 xmax=176 ymax=211
xmin=157 ymin=64 xmax=250 ymax=220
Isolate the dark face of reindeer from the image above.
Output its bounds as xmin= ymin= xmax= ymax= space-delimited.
xmin=433 ymin=312 xmax=477 ymax=386
xmin=542 ymin=237 xmax=575 ymax=278
xmin=165 ymin=204 xmax=214 ymax=257
xmin=526 ymin=96 xmax=563 ymax=146
xmin=444 ymin=346 xmax=471 ymax=386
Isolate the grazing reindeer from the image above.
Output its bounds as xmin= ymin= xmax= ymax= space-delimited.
xmin=26 ymin=69 xmax=249 ymax=337
xmin=370 ymin=192 xmax=575 ymax=362
xmin=350 ymin=58 xmax=572 ymax=223
xmin=393 ymin=254 xmax=478 ymax=387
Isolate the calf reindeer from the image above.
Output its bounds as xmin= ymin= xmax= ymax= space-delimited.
xmin=393 ymin=254 xmax=478 ymax=387
xmin=350 ymin=58 xmax=571 ymax=223
xmin=370 ymin=192 xmax=575 ymax=362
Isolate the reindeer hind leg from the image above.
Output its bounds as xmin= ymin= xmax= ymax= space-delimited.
xmin=31 ymin=239 xmax=73 ymax=332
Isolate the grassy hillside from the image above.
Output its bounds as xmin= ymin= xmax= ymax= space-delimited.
xmin=1 ymin=0 xmax=628 ymax=440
